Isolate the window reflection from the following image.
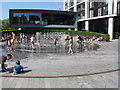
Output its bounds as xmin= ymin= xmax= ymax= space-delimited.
xmin=103 ymin=6 xmax=108 ymax=15
xmin=90 ymin=10 xmax=94 ymax=18
xmin=13 ymin=13 xmax=74 ymax=25
xmin=13 ymin=13 xmax=42 ymax=25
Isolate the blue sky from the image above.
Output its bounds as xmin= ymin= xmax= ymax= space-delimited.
xmin=1 ymin=2 xmax=63 ymax=20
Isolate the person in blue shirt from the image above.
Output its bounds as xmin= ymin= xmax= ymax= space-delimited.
xmin=13 ymin=60 xmax=23 ymax=75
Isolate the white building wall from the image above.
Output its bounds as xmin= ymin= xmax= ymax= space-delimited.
xmin=108 ymin=18 xmax=114 ymax=40
xmin=85 ymin=0 xmax=89 ymax=31
xmin=108 ymin=0 xmax=113 ymax=15
xmin=68 ymin=0 xmax=70 ymax=11
xmin=113 ymin=0 xmax=118 ymax=14
xmin=108 ymin=0 xmax=113 ymax=39
xmin=74 ymin=0 xmax=77 ymax=12
xmin=85 ymin=0 xmax=89 ymax=18
xmin=63 ymin=0 xmax=66 ymax=11
xmin=85 ymin=21 xmax=89 ymax=31
xmin=63 ymin=0 xmax=118 ymax=39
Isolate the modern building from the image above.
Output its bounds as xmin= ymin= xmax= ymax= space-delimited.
xmin=9 ymin=9 xmax=77 ymax=30
xmin=63 ymin=0 xmax=120 ymax=39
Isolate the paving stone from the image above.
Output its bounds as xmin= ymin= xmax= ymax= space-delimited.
xmin=1 ymin=39 xmax=119 ymax=88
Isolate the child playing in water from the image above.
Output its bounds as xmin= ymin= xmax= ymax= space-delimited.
xmin=12 ymin=60 xmax=23 ymax=75
xmin=30 ymin=35 xmax=36 ymax=49
xmin=37 ymin=41 xmax=41 ymax=48
xmin=6 ymin=39 xmax=12 ymax=52
xmin=68 ymin=36 xmax=74 ymax=55
xmin=54 ymin=38 xmax=57 ymax=46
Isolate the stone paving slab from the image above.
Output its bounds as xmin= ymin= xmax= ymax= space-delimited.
xmin=1 ymin=39 xmax=119 ymax=88
xmin=2 ymin=71 xmax=118 ymax=88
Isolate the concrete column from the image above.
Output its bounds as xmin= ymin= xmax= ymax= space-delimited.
xmin=74 ymin=28 xmax=77 ymax=31
xmin=108 ymin=0 xmax=113 ymax=15
xmin=85 ymin=0 xmax=89 ymax=18
xmin=108 ymin=18 xmax=114 ymax=40
xmin=74 ymin=0 xmax=77 ymax=12
xmin=85 ymin=0 xmax=89 ymax=31
xmin=63 ymin=0 xmax=66 ymax=11
xmin=113 ymin=0 xmax=118 ymax=14
xmin=85 ymin=21 xmax=89 ymax=31
xmin=68 ymin=0 xmax=70 ymax=11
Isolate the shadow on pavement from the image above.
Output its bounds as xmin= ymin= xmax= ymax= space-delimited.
xmin=0 ymin=67 xmax=32 ymax=75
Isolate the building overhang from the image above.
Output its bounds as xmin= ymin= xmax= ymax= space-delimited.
xmin=77 ymin=14 xmax=118 ymax=22
xmin=9 ymin=9 xmax=77 ymax=15
xmin=11 ymin=25 xmax=75 ymax=29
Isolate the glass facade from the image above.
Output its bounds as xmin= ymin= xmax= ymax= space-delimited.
xmin=78 ymin=21 xmax=85 ymax=31
xmin=89 ymin=18 xmax=108 ymax=34
xmin=89 ymin=1 xmax=108 ymax=18
xmin=113 ymin=17 xmax=120 ymax=39
xmin=13 ymin=13 xmax=43 ymax=25
xmin=12 ymin=12 xmax=74 ymax=25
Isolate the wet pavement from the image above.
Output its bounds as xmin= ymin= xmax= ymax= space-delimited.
xmin=0 ymin=39 xmax=118 ymax=76
xmin=0 ymin=36 xmax=119 ymax=88
xmin=1 ymin=33 xmax=100 ymax=60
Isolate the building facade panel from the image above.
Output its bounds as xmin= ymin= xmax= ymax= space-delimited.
xmin=64 ymin=0 xmax=120 ymax=39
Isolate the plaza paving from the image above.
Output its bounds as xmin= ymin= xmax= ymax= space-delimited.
xmin=0 ymin=39 xmax=119 ymax=88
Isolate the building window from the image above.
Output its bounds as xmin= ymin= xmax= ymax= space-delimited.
xmin=89 ymin=1 xmax=94 ymax=8
xmin=77 ymin=0 xmax=84 ymax=4
xmin=65 ymin=2 xmax=68 ymax=10
xmin=13 ymin=13 xmax=42 ymax=25
xmin=81 ymin=3 xmax=85 ymax=11
xmin=70 ymin=0 xmax=74 ymax=7
xmin=98 ymin=8 xmax=102 ymax=16
xmin=70 ymin=2 xmax=74 ymax=6
xmin=77 ymin=3 xmax=85 ymax=12
xmin=103 ymin=6 xmax=108 ymax=15
xmin=89 ymin=18 xmax=108 ymax=34
xmin=78 ymin=21 xmax=85 ymax=31
xmin=81 ymin=12 xmax=85 ymax=19
xmin=78 ymin=12 xmax=85 ymax=19
xmin=118 ymin=2 xmax=120 ymax=14
xmin=98 ymin=2 xmax=103 ymax=7
xmin=90 ymin=10 xmax=94 ymax=18
xmin=104 ymin=0 xmax=108 ymax=4
xmin=12 ymin=12 xmax=75 ymax=25
xmin=69 ymin=7 xmax=74 ymax=12
xmin=77 ymin=5 xmax=81 ymax=12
